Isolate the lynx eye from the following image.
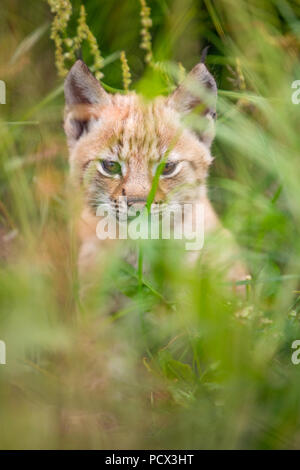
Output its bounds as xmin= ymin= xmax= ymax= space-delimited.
xmin=162 ymin=161 xmax=178 ymax=177
xmin=98 ymin=160 xmax=122 ymax=177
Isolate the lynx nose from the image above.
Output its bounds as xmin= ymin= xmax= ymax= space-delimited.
xmin=127 ymin=198 xmax=147 ymax=217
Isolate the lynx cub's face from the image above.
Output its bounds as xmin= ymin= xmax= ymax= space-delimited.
xmin=64 ymin=60 xmax=217 ymax=219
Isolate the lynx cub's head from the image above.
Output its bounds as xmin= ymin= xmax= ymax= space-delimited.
xmin=64 ymin=60 xmax=217 ymax=218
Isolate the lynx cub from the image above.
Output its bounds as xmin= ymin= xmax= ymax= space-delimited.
xmin=64 ymin=59 xmax=247 ymax=286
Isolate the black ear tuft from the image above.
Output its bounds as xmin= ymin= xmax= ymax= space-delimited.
xmin=200 ymin=45 xmax=210 ymax=64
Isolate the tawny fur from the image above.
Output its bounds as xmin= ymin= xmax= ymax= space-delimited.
xmin=64 ymin=60 xmax=247 ymax=287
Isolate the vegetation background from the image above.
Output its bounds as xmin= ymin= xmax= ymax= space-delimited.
xmin=0 ymin=0 xmax=300 ymax=449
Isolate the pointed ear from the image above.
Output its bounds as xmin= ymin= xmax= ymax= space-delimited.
xmin=167 ymin=62 xmax=217 ymax=147
xmin=64 ymin=60 xmax=110 ymax=148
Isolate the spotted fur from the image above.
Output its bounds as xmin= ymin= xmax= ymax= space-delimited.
xmin=64 ymin=60 xmax=247 ymax=287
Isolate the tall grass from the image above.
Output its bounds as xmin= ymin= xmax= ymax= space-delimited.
xmin=0 ymin=0 xmax=300 ymax=449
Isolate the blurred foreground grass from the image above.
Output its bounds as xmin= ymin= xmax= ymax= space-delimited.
xmin=1 ymin=0 xmax=300 ymax=449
